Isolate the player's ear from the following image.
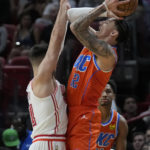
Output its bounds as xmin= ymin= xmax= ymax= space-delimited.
xmin=110 ymin=29 xmax=118 ymax=38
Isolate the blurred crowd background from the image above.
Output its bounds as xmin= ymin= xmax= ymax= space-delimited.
xmin=0 ymin=0 xmax=150 ymax=150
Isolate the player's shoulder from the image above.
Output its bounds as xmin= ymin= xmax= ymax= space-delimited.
xmin=113 ymin=110 xmax=127 ymax=128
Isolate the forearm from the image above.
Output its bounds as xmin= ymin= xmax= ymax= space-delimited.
xmin=47 ymin=8 xmax=68 ymax=61
xmin=71 ymin=4 xmax=106 ymax=32
xmin=67 ymin=7 xmax=107 ymax=23
xmin=39 ymin=5 xmax=68 ymax=75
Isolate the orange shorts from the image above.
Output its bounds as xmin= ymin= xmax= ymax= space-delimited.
xmin=66 ymin=106 xmax=101 ymax=150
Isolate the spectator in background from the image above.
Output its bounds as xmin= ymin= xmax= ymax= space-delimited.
xmin=35 ymin=2 xmax=59 ymax=26
xmin=132 ymin=132 xmax=145 ymax=150
xmin=33 ymin=2 xmax=59 ymax=43
xmin=2 ymin=128 xmax=20 ymax=150
xmin=17 ymin=0 xmax=47 ymax=19
xmin=13 ymin=11 xmax=35 ymax=49
xmin=145 ymin=127 xmax=150 ymax=144
xmin=140 ymin=142 xmax=150 ymax=150
xmin=123 ymin=96 xmax=148 ymax=142
xmin=8 ymin=11 xmax=35 ymax=60
xmin=11 ymin=115 xmax=32 ymax=150
xmin=123 ymin=96 xmax=138 ymax=120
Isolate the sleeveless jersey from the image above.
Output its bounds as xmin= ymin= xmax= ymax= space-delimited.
xmin=96 ymin=110 xmax=120 ymax=150
xmin=67 ymin=47 xmax=117 ymax=107
xmin=26 ymin=80 xmax=68 ymax=139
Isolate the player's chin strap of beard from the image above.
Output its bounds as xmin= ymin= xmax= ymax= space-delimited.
xmin=102 ymin=1 xmax=120 ymax=19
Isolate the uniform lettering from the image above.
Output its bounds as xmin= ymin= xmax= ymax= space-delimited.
xmin=74 ymin=55 xmax=84 ymax=70
xmin=97 ymin=132 xmax=115 ymax=147
xmin=73 ymin=55 xmax=91 ymax=72
xmin=29 ymin=104 xmax=37 ymax=127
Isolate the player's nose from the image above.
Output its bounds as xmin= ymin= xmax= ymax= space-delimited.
xmin=103 ymin=91 xmax=107 ymax=96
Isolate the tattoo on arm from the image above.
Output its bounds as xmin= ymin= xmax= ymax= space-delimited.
xmin=72 ymin=27 xmax=113 ymax=57
xmin=71 ymin=4 xmax=113 ymax=57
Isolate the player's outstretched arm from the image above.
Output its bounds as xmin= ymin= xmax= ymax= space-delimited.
xmin=115 ymin=115 xmax=128 ymax=150
xmin=32 ymin=0 xmax=70 ymax=97
xmin=38 ymin=0 xmax=70 ymax=79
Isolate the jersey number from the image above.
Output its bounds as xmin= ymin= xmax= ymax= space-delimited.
xmin=29 ymin=104 xmax=37 ymax=127
xmin=70 ymin=73 xmax=80 ymax=88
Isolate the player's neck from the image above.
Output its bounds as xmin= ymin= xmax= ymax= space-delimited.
xmin=33 ymin=66 xmax=38 ymax=77
xmin=99 ymin=106 xmax=112 ymax=123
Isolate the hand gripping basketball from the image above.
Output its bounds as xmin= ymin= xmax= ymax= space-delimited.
xmin=104 ymin=0 xmax=138 ymax=17
xmin=117 ymin=0 xmax=138 ymax=17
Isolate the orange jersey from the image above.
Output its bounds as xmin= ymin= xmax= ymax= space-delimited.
xmin=67 ymin=47 xmax=117 ymax=107
xmin=66 ymin=47 xmax=117 ymax=150
xmin=96 ymin=110 xmax=120 ymax=150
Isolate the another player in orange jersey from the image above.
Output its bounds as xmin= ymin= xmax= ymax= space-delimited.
xmin=97 ymin=80 xmax=128 ymax=150
xmin=66 ymin=0 xmax=130 ymax=149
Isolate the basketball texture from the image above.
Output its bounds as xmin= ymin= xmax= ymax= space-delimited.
xmin=117 ymin=0 xmax=138 ymax=17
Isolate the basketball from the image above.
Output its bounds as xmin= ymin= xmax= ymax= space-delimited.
xmin=117 ymin=0 xmax=138 ymax=17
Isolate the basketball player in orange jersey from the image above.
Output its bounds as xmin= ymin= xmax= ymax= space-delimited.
xmin=66 ymin=0 xmax=130 ymax=149
xmin=26 ymin=0 xmax=70 ymax=149
xmin=97 ymin=80 xmax=128 ymax=150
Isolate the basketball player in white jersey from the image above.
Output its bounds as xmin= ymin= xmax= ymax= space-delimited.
xmin=26 ymin=0 xmax=70 ymax=149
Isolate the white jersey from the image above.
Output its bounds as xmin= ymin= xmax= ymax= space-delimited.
xmin=26 ymin=80 xmax=68 ymax=141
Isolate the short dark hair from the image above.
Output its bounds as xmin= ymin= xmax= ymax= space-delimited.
xmin=29 ymin=43 xmax=48 ymax=65
xmin=115 ymin=19 xmax=130 ymax=43
xmin=108 ymin=79 xmax=117 ymax=94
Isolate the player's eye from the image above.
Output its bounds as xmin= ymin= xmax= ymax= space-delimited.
xmin=106 ymin=89 xmax=111 ymax=93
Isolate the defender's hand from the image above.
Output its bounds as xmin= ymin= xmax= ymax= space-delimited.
xmin=60 ymin=0 xmax=71 ymax=11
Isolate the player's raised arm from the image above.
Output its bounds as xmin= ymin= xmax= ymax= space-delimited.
xmin=70 ymin=0 xmax=129 ymax=71
xmin=31 ymin=0 xmax=70 ymax=97
xmin=38 ymin=0 xmax=70 ymax=80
